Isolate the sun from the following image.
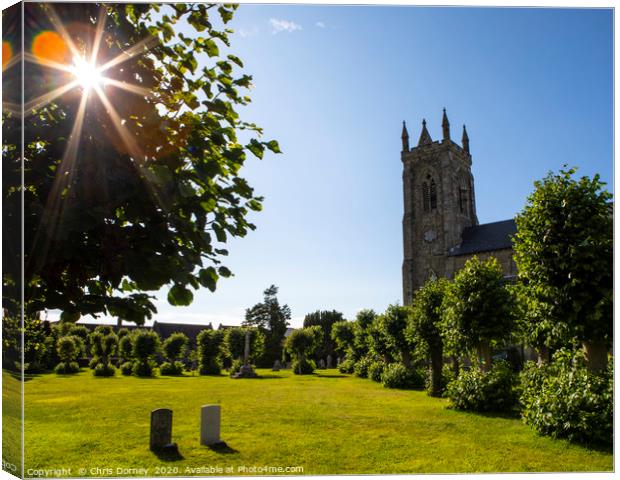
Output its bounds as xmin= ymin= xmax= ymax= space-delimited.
xmin=71 ymin=56 xmax=103 ymax=91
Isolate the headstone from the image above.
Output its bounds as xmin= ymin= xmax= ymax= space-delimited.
xmin=326 ymin=354 xmax=333 ymax=369
xmin=272 ymin=360 xmax=282 ymax=371
xmin=150 ymin=408 xmax=175 ymax=451
xmin=337 ymin=357 xmax=341 ymax=366
xmin=200 ymin=405 xmax=221 ymax=446
xmin=318 ymin=358 xmax=325 ymax=369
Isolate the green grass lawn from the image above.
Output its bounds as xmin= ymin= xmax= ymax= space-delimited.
xmin=11 ymin=368 xmax=613 ymax=476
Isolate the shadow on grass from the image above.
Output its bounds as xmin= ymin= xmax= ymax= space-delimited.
xmin=315 ymin=373 xmax=347 ymax=378
xmin=207 ymin=442 xmax=239 ymax=455
xmin=152 ymin=447 xmax=184 ymax=461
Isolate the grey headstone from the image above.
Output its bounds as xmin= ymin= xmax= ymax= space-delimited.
xmin=272 ymin=360 xmax=282 ymax=371
xmin=318 ymin=359 xmax=326 ymax=369
xmin=326 ymin=354 xmax=333 ymax=369
xmin=200 ymin=405 xmax=221 ymax=446
xmin=150 ymin=408 xmax=172 ymax=451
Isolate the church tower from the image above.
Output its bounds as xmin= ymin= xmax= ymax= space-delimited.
xmin=401 ymin=110 xmax=478 ymax=304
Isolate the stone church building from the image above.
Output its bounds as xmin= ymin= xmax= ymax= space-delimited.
xmin=401 ymin=110 xmax=517 ymax=305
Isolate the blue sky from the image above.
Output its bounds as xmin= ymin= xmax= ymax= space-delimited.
xmin=91 ymin=5 xmax=614 ymax=328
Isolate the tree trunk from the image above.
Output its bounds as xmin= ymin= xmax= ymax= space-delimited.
xmin=583 ymin=341 xmax=608 ymax=374
xmin=430 ymin=346 xmax=444 ymax=397
xmin=451 ymin=355 xmax=460 ymax=378
xmin=477 ymin=340 xmax=492 ymax=372
xmin=401 ymin=350 xmax=412 ymax=369
xmin=117 ymin=317 xmax=122 ymax=330
xmin=536 ymin=344 xmax=550 ymax=366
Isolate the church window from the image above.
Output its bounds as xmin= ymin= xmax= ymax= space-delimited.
xmin=422 ymin=182 xmax=430 ymax=212
xmin=429 ymin=179 xmax=437 ymax=210
xmin=459 ymin=187 xmax=468 ymax=215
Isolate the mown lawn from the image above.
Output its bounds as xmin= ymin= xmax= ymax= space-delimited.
xmin=12 ymin=368 xmax=613 ymax=476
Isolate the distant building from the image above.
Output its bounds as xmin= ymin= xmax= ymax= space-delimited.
xmin=401 ymin=110 xmax=517 ymax=304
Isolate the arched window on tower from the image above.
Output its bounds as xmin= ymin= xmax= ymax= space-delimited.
xmin=459 ymin=187 xmax=468 ymax=216
xmin=422 ymin=175 xmax=437 ymax=213
xmin=429 ymin=179 xmax=437 ymax=211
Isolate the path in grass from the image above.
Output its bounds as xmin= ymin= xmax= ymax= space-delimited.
xmin=19 ymin=369 xmax=612 ymax=475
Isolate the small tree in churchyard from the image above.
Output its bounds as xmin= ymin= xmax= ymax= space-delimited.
xmin=90 ymin=331 xmax=119 ymax=376
xmin=513 ymin=167 xmax=612 ymax=372
xmin=377 ymin=305 xmax=416 ymax=368
xmin=303 ymin=310 xmax=344 ymax=362
xmin=286 ymin=326 xmax=322 ymax=375
xmin=55 ymin=336 xmax=80 ymax=374
xmin=244 ymin=285 xmax=291 ymax=366
xmin=131 ymin=330 xmax=160 ymax=377
xmin=197 ymin=329 xmax=225 ymax=375
xmin=225 ymin=327 xmax=264 ymax=368
xmin=409 ymin=278 xmax=450 ymax=397
xmin=442 ymin=256 xmax=516 ymax=372
xmin=160 ymin=332 xmax=189 ymax=375
xmin=331 ymin=320 xmax=355 ymax=358
xmin=118 ymin=334 xmax=134 ymax=375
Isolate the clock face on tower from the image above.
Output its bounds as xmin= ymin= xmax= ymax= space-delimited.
xmin=424 ymin=229 xmax=437 ymax=243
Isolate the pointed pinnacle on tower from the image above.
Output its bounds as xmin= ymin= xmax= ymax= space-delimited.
xmin=462 ymin=124 xmax=469 ymax=154
xmin=401 ymin=120 xmax=409 ymax=152
xmin=442 ymin=108 xmax=450 ymax=142
xmin=418 ymin=118 xmax=432 ymax=146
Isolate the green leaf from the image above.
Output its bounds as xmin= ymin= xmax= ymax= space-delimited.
xmin=168 ymin=284 xmax=194 ymax=306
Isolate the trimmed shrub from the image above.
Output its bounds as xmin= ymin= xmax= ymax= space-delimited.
xmin=118 ymin=335 xmax=133 ymax=364
xmin=381 ymin=363 xmax=426 ymax=389
xmin=160 ymin=361 xmax=184 ymax=376
xmin=230 ymin=358 xmax=244 ymax=375
xmin=353 ymin=355 xmax=373 ymax=378
xmin=54 ymin=361 xmax=80 ymax=374
xmin=93 ymin=363 xmax=116 ymax=377
xmin=337 ymin=356 xmax=355 ymax=374
xmin=197 ymin=329 xmax=224 ymax=375
xmin=292 ymin=357 xmax=316 ymax=375
xmin=446 ymin=360 xmax=517 ymax=412
xmin=519 ymin=349 xmax=612 ymax=446
xmin=368 ymin=360 xmax=385 ymax=383
xmin=88 ymin=357 xmax=99 ymax=369
xmin=132 ymin=330 xmax=160 ymax=377
xmin=120 ymin=361 xmax=133 ymax=376
xmin=425 ymin=362 xmax=456 ymax=397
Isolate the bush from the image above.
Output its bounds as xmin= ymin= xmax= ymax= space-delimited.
xmin=230 ymin=358 xmax=244 ymax=375
xmin=120 ymin=361 xmax=133 ymax=376
xmin=337 ymin=356 xmax=355 ymax=374
xmin=197 ymin=329 xmax=224 ymax=376
xmin=353 ymin=355 xmax=373 ymax=378
xmin=519 ymin=349 xmax=612 ymax=446
xmin=132 ymin=360 xmax=156 ymax=377
xmin=93 ymin=363 xmax=116 ymax=377
xmin=446 ymin=360 xmax=516 ymax=412
xmin=54 ymin=362 xmax=80 ymax=374
xmin=159 ymin=361 xmax=184 ymax=376
xmin=88 ymin=357 xmax=99 ymax=369
xmin=368 ymin=360 xmax=385 ymax=383
xmin=381 ymin=363 xmax=425 ymax=389
xmin=292 ymin=357 xmax=316 ymax=375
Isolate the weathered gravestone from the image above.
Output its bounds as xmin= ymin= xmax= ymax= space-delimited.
xmin=326 ymin=354 xmax=333 ymax=369
xmin=150 ymin=408 xmax=177 ymax=453
xmin=231 ymin=330 xmax=258 ymax=378
xmin=318 ymin=358 xmax=326 ymax=369
xmin=200 ymin=405 xmax=224 ymax=447
xmin=272 ymin=360 xmax=282 ymax=371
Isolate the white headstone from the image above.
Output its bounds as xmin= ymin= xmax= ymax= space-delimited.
xmin=200 ymin=405 xmax=221 ymax=446
xmin=326 ymin=354 xmax=333 ymax=369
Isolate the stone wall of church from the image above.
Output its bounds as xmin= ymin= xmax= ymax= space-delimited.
xmin=444 ymin=248 xmax=517 ymax=280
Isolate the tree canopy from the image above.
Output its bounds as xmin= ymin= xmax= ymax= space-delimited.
xmin=3 ymin=3 xmax=279 ymax=324
xmin=303 ymin=310 xmax=343 ymax=360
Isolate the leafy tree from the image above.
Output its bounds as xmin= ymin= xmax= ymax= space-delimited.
xmin=303 ymin=310 xmax=343 ymax=362
xmin=224 ymin=327 xmax=264 ymax=364
xmin=118 ymin=334 xmax=134 ymax=362
xmin=131 ymin=330 xmax=160 ymax=377
xmin=285 ymin=326 xmax=322 ymax=374
xmin=330 ymin=320 xmax=355 ymax=356
xmin=376 ymin=305 xmax=416 ymax=368
xmin=243 ymin=285 xmax=290 ymax=366
xmin=409 ymin=278 xmax=450 ymax=397
xmin=55 ymin=336 xmax=80 ymax=374
xmin=197 ymin=329 xmax=225 ymax=375
xmin=349 ymin=309 xmax=376 ymax=361
xmin=513 ymin=167 xmax=612 ymax=372
xmin=442 ymin=256 xmax=516 ymax=372
xmin=89 ymin=331 xmax=118 ymax=376
xmin=160 ymin=332 xmax=189 ymax=375
xmin=3 ymin=3 xmax=279 ymax=326
xmin=367 ymin=316 xmax=393 ymax=364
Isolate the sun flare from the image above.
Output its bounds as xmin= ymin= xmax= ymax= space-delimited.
xmin=71 ymin=57 xmax=103 ymax=91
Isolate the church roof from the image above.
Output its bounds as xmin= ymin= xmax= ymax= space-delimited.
xmin=448 ymin=219 xmax=517 ymax=256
